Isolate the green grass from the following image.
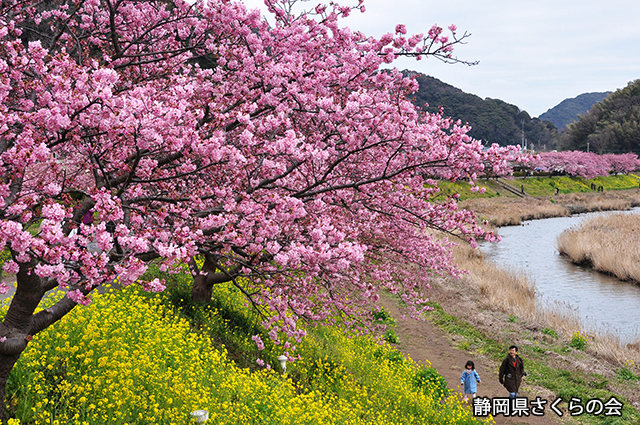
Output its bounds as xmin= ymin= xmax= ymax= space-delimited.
xmin=434 ymin=174 xmax=640 ymax=201
xmin=616 ymin=367 xmax=639 ymax=382
xmin=0 ymin=249 xmax=10 ymax=271
xmin=435 ymin=180 xmax=502 ymax=200
xmin=422 ymin=302 xmax=503 ymax=358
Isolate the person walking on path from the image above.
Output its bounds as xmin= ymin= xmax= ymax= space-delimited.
xmin=499 ymin=345 xmax=526 ymax=399
xmin=460 ymin=360 xmax=481 ymax=402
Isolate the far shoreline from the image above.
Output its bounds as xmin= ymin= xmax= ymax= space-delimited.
xmin=461 ymin=187 xmax=640 ymax=227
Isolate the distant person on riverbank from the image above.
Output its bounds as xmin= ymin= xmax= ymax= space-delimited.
xmin=499 ymin=345 xmax=526 ymax=399
xmin=460 ymin=360 xmax=481 ymax=402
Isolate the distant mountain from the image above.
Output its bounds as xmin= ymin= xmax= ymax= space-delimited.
xmin=407 ymin=72 xmax=564 ymax=149
xmin=539 ymin=92 xmax=611 ymax=130
xmin=566 ymin=79 xmax=640 ymax=154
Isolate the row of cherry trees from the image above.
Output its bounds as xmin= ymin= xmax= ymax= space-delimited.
xmin=528 ymin=151 xmax=640 ymax=179
xmin=0 ymin=0 xmax=522 ymax=415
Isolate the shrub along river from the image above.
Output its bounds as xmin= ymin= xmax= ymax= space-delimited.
xmin=481 ymin=208 xmax=640 ymax=344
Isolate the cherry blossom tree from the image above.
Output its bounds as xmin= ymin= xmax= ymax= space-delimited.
xmin=532 ymin=151 xmax=639 ymax=178
xmin=533 ymin=151 xmax=608 ymax=179
xmin=0 ymin=0 xmax=520 ymax=412
xmin=603 ymin=153 xmax=640 ymax=175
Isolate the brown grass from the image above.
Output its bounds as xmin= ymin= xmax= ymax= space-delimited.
xmin=461 ymin=190 xmax=640 ymax=227
xmin=452 ymin=243 xmax=536 ymax=315
xmin=557 ymin=213 xmax=640 ymax=282
xmin=454 ymin=242 xmax=579 ymax=334
xmin=459 ymin=197 xmax=568 ymax=226
xmin=555 ymin=192 xmax=637 ymax=214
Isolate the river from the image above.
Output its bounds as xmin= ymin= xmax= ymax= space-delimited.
xmin=480 ymin=208 xmax=640 ymax=343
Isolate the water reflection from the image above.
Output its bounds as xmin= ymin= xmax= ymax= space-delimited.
xmin=480 ymin=209 xmax=640 ymax=343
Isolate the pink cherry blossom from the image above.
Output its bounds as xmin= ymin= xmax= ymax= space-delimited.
xmin=142 ymin=278 xmax=166 ymax=293
xmin=2 ymin=260 xmax=19 ymax=275
xmin=67 ymin=289 xmax=92 ymax=307
xmin=251 ymin=335 xmax=266 ymax=351
xmin=0 ymin=0 xmax=521 ymax=405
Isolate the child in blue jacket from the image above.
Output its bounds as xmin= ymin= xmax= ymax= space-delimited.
xmin=460 ymin=360 xmax=481 ymax=402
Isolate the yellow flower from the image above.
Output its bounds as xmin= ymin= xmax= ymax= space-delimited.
xmin=9 ymin=279 xmax=481 ymax=425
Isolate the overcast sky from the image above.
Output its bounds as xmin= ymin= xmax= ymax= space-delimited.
xmin=240 ymin=0 xmax=640 ymax=117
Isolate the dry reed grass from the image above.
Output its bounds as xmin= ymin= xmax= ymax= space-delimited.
xmin=452 ymin=243 xmax=536 ymax=316
xmin=555 ymin=193 xmax=635 ymax=214
xmin=557 ymin=213 xmax=640 ymax=282
xmin=459 ymin=197 xmax=568 ymax=226
xmin=461 ymin=190 xmax=640 ymax=227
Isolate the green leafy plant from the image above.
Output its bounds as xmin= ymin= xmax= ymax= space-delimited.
xmin=617 ymin=367 xmax=638 ymax=381
xmin=0 ymin=249 xmax=10 ymax=271
xmin=569 ymin=331 xmax=588 ymax=350
xmin=413 ymin=366 xmax=450 ymax=400
xmin=384 ymin=329 xmax=400 ymax=344
xmin=373 ymin=308 xmax=396 ymax=325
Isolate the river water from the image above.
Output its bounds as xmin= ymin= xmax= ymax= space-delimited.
xmin=480 ymin=209 xmax=640 ymax=343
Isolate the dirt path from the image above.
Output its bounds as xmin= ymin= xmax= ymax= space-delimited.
xmin=378 ymin=295 xmax=562 ymax=425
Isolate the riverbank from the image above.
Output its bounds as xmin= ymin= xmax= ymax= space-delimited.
xmin=400 ymin=239 xmax=640 ymax=424
xmin=558 ymin=212 xmax=640 ymax=283
xmin=387 ymin=183 xmax=640 ymax=423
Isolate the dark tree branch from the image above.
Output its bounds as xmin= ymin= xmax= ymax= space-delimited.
xmin=28 ymin=295 xmax=80 ymax=336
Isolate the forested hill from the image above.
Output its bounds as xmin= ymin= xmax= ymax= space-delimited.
xmin=539 ymin=92 xmax=611 ymax=129
xmin=407 ymin=72 xmax=563 ymax=149
xmin=566 ymin=79 xmax=640 ymax=154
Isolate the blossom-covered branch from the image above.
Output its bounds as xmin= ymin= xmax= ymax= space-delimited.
xmin=0 ymin=0 xmax=520 ymax=411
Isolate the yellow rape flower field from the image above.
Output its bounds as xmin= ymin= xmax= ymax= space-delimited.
xmin=3 ymin=276 xmax=493 ymax=425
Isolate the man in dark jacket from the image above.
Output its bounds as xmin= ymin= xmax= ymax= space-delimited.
xmin=499 ymin=345 xmax=526 ymax=398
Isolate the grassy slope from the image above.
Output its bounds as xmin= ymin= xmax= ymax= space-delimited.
xmin=437 ymin=174 xmax=640 ymax=201
xmin=5 ymin=273 xmax=487 ymax=425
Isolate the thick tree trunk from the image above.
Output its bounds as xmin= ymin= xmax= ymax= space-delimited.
xmin=0 ymin=353 xmax=21 ymax=420
xmin=0 ymin=263 xmax=42 ymax=420
xmin=189 ymin=256 xmax=234 ymax=303
xmin=0 ymin=262 xmax=81 ymax=420
xmin=191 ymin=273 xmax=214 ymax=303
